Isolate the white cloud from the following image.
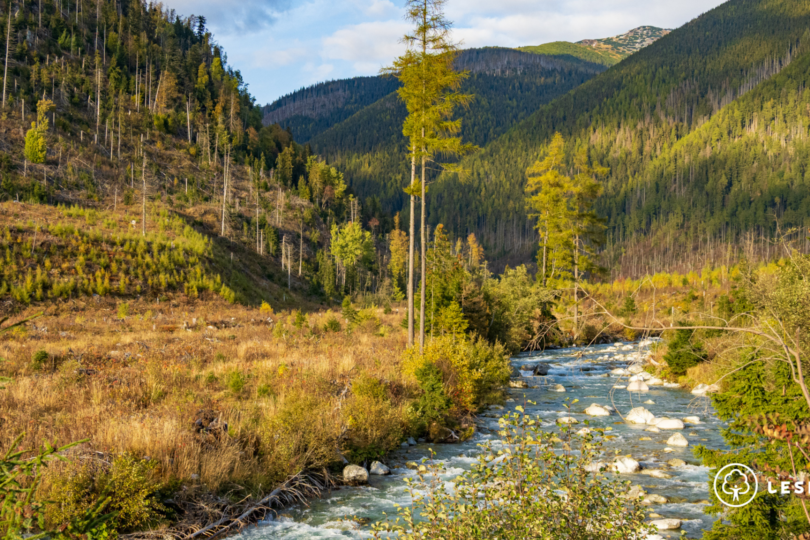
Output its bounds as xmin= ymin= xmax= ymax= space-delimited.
xmin=322 ymin=20 xmax=410 ymax=72
xmin=165 ymin=0 xmax=293 ymax=35
xmin=365 ymin=0 xmax=398 ymax=17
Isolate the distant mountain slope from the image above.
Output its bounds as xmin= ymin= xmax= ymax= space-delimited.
xmin=261 ymin=77 xmax=400 ymax=143
xmin=578 ymin=25 xmax=671 ymax=57
xmin=262 ymin=47 xmax=604 ymax=144
xmin=430 ymin=0 xmax=810 ymax=258
xmin=518 ymin=26 xmax=671 ymax=67
xmin=517 ymin=41 xmax=619 ymax=67
xmin=307 ymin=48 xmax=604 ymax=213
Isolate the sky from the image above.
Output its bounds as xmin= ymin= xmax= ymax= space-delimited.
xmin=162 ymin=0 xmax=729 ymax=106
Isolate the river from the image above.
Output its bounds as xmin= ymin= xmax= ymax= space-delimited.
xmin=239 ymin=340 xmax=728 ymax=539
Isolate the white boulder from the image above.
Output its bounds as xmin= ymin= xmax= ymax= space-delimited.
xmin=612 ymin=457 xmax=641 ymax=474
xmin=343 ymin=465 xmax=369 ymax=485
xmin=651 ymin=518 xmax=681 ymax=530
xmin=584 ymin=461 xmax=607 ymax=472
xmin=692 ymin=383 xmax=721 ymax=395
xmin=628 ymin=365 xmax=645 ymax=374
xmin=585 ymin=404 xmax=611 ymax=417
xmin=645 ymin=426 xmax=661 ymax=433
xmin=550 ymin=384 xmax=566 ymax=392
xmin=576 ymin=427 xmax=592 ymax=436
xmin=611 ymin=368 xmax=629 ymax=376
xmin=683 ymin=416 xmax=701 ymax=424
xmin=627 ymin=381 xmax=650 ymax=392
xmin=657 ymin=418 xmax=685 ymax=430
xmin=667 ymin=433 xmax=689 ymax=447
xmin=370 ymin=461 xmax=390 ymax=475
xmin=647 ymin=377 xmax=664 ymax=386
xmin=557 ymin=416 xmax=579 ymax=424
xmin=626 ymin=407 xmax=656 ymax=424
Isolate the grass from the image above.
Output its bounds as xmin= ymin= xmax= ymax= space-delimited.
xmin=0 ymin=296 xmax=415 ymax=528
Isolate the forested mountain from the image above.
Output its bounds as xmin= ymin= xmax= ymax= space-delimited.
xmin=306 ymin=48 xmax=604 ymax=217
xmin=262 ymin=47 xmax=604 ymax=144
xmin=426 ymin=0 xmax=810 ymax=269
xmin=260 ymin=76 xmax=401 ymax=143
xmin=518 ymin=26 xmax=670 ymax=67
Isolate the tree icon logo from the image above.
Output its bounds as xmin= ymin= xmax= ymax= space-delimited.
xmin=714 ymin=463 xmax=758 ymax=507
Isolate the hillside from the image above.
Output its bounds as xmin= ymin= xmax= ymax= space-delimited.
xmin=262 ymin=47 xmax=604 ymax=145
xmin=518 ymin=26 xmax=671 ymax=67
xmin=306 ymin=48 xmax=603 ymax=216
xmin=427 ymin=0 xmax=810 ymax=271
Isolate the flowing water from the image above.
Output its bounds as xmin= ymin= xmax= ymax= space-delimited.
xmin=239 ymin=341 xmax=728 ymax=539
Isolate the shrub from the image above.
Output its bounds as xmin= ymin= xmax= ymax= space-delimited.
xmin=117 ymin=302 xmax=129 ymax=319
xmin=324 ymin=316 xmax=341 ymax=333
xmin=226 ymin=370 xmax=247 ymax=395
xmin=372 ymin=410 xmax=651 ymax=539
xmin=663 ymin=326 xmax=708 ymax=376
xmin=619 ymin=295 xmax=637 ymax=316
xmin=342 ymin=375 xmax=404 ymax=463
xmin=31 ymin=349 xmax=48 ymax=371
xmin=46 ymin=454 xmax=165 ymax=533
xmin=259 ymin=301 xmax=273 ymax=314
xmin=292 ymin=310 xmax=307 ymax=329
xmin=341 ymin=296 xmax=357 ymax=324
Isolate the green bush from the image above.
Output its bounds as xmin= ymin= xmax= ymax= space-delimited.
xmin=414 ymin=362 xmax=452 ymax=427
xmin=341 ymin=296 xmax=357 ymax=324
xmin=31 ymin=349 xmax=48 ymax=371
xmin=323 ymin=316 xmax=341 ymax=333
xmin=226 ymin=370 xmax=247 ymax=394
xmin=663 ymin=326 xmax=708 ymax=376
xmin=373 ymin=410 xmax=651 ymax=539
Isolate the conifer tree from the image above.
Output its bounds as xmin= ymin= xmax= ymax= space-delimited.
xmin=24 ymin=100 xmax=54 ymax=164
xmin=385 ymin=0 xmax=473 ymax=351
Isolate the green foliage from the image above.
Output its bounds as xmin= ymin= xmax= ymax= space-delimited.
xmin=323 ymin=315 xmax=341 ymax=333
xmin=518 ymin=41 xmax=620 ymax=66
xmin=116 ymin=303 xmax=129 ymax=319
xmin=413 ymin=361 xmax=452 ymax=427
xmin=47 ymin=455 xmax=165 ymax=533
xmin=1 ymin=434 xmax=114 ymax=540
xmin=372 ymin=410 xmax=651 ymax=539
xmin=619 ymin=295 xmax=637 ymax=316
xmin=662 ymin=326 xmax=708 ymax=376
xmin=226 ymin=370 xmax=247 ymax=394
xmin=341 ymin=296 xmax=358 ymax=325
xmin=30 ymin=350 xmax=48 ymax=371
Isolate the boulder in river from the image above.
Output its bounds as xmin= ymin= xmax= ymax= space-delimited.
xmin=626 ymin=407 xmax=655 ymax=424
xmin=667 ymin=433 xmax=689 ymax=447
xmin=657 ymin=418 xmax=685 ymax=430
xmin=612 ymin=457 xmax=641 ymax=473
xmin=692 ymin=383 xmax=720 ymax=395
xmin=524 ymin=362 xmax=550 ymax=376
xmin=641 ymin=469 xmax=673 ymax=479
xmin=611 ymin=368 xmax=629 ymax=376
xmin=624 ymin=484 xmax=645 ymax=499
xmin=405 ymin=461 xmax=418 ymax=470
xmin=645 ymin=426 xmax=661 ymax=432
xmin=370 ymin=461 xmax=390 ymax=475
xmin=628 ymin=364 xmax=645 ymax=374
xmin=683 ymin=416 xmax=701 ymax=424
xmin=509 ymin=380 xmax=529 ymax=388
xmin=557 ymin=416 xmax=579 ymax=424
xmin=343 ymin=465 xmax=369 ymax=485
xmin=576 ymin=427 xmax=592 ymax=436
xmin=584 ymin=404 xmax=611 ymax=416
xmin=584 ymin=461 xmax=607 ymax=472
xmin=627 ymin=380 xmax=649 ymax=392
xmin=651 ymin=518 xmax=681 ymax=530
xmin=642 ymin=494 xmax=669 ymax=505
xmin=667 ymin=458 xmax=687 ymax=467
xmin=647 ymin=377 xmax=664 ymax=386
xmin=550 ymin=384 xmax=566 ymax=392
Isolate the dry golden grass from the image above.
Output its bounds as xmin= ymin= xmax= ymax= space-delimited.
xmin=0 ymin=297 xmax=412 ymax=496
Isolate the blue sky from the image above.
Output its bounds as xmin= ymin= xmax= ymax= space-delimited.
xmin=164 ymin=0 xmax=729 ymax=106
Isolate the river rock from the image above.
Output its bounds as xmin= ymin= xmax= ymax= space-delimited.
xmin=628 ymin=364 xmax=645 ymax=374
xmin=667 ymin=433 xmax=689 ymax=447
xmin=657 ymin=418 xmax=685 ymax=430
xmin=647 ymin=377 xmax=664 ymax=386
xmin=644 ymin=400 xmax=656 ymax=404
xmin=683 ymin=416 xmax=701 ymax=424
xmin=642 ymin=469 xmax=673 ymax=479
xmin=645 ymin=426 xmax=661 ymax=432
xmin=584 ymin=461 xmax=607 ymax=472
xmin=550 ymin=384 xmax=566 ymax=392
xmin=343 ymin=465 xmax=369 ymax=485
xmin=642 ymin=494 xmax=669 ymax=505
xmin=612 ymin=457 xmax=640 ymax=473
xmin=624 ymin=484 xmax=645 ymax=499
xmin=626 ymin=407 xmax=655 ymax=424
xmin=509 ymin=380 xmax=529 ymax=388
xmin=405 ymin=461 xmax=418 ymax=470
xmin=576 ymin=427 xmax=592 ymax=436
xmin=525 ymin=362 xmax=550 ymax=376
xmin=627 ymin=380 xmax=649 ymax=392
xmin=611 ymin=368 xmax=629 ymax=376
xmin=692 ymin=383 xmax=720 ymax=395
xmin=370 ymin=461 xmax=390 ymax=475
xmin=612 ymin=385 xmax=626 ymax=389
xmin=417 ymin=464 xmax=428 ymax=474
xmin=557 ymin=416 xmax=579 ymax=424
xmin=585 ymin=404 xmax=611 ymax=416
xmin=667 ymin=458 xmax=687 ymax=467
xmin=664 ymin=382 xmax=681 ymax=388
xmin=651 ymin=518 xmax=681 ymax=530
xmin=511 ymin=365 xmax=522 ymax=378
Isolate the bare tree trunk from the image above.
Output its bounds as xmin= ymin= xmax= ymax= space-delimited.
xmin=407 ymin=154 xmax=416 ymax=348
xmin=299 ymin=219 xmax=303 ymax=277
xmin=186 ymin=95 xmax=192 ymax=143
xmin=221 ymin=146 xmax=228 ymax=236
xmin=141 ymin=156 xmax=146 ymax=236
xmin=419 ymin=147 xmax=426 ymax=353
xmin=3 ymin=7 xmax=11 ymax=109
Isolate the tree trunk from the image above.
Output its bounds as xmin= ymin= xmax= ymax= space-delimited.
xmin=407 ymin=154 xmax=416 ymax=348
xmin=573 ymin=233 xmax=579 ymax=339
xmin=2 ymin=7 xmax=10 ymax=109
xmin=419 ymin=148 xmax=426 ymax=353
xmin=141 ymin=156 xmax=146 ymax=236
